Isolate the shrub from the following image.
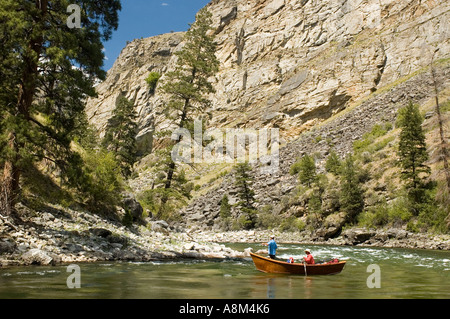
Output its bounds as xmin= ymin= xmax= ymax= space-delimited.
xmin=387 ymin=197 xmax=413 ymax=226
xmin=145 ymin=72 xmax=161 ymax=93
xmin=138 ymin=188 xmax=184 ymax=222
xmin=256 ymin=205 xmax=282 ymax=229
xmin=325 ymin=150 xmax=342 ymax=175
xmin=290 ymin=159 xmax=302 ymax=176
xmin=81 ymin=148 xmax=124 ymax=208
xmin=358 ymin=204 xmax=389 ymax=228
xmin=62 ymin=148 xmax=125 ymax=217
xmin=280 ymin=216 xmax=305 ymax=232
xmin=353 ymin=122 xmax=392 ymax=154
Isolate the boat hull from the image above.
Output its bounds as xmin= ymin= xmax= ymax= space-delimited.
xmin=250 ymin=253 xmax=346 ymax=275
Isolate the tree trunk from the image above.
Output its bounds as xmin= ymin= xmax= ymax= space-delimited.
xmin=431 ymin=66 xmax=450 ymax=190
xmin=430 ymin=53 xmax=450 ymax=227
xmin=1 ymin=134 xmax=20 ymax=216
xmin=158 ymin=97 xmax=190 ymax=218
xmin=163 ymin=68 xmax=196 ymax=191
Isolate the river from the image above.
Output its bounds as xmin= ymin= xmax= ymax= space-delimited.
xmin=0 ymin=244 xmax=449 ymax=299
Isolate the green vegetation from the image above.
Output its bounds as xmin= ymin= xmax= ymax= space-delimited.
xmin=234 ymin=162 xmax=257 ymax=230
xmin=397 ymin=102 xmax=431 ymax=210
xmin=280 ymin=99 xmax=449 ymax=234
xmin=144 ymin=7 xmax=219 ymax=220
xmin=145 ymin=72 xmax=161 ymax=94
xmin=296 ymin=154 xmax=318 ymax=187
xmin=339 ymin=155 xmax=364 ymax=222
xmin=138 ymin=187 xmax=187 ymax=222
xmin=325 ymin=150 xmax=342 ymax=175
xmin=0 ymin=0 xmax=121 ymax=216
xmin=353 ymin=122 xmax=393 ymax=155
xmin=102 ymin=96 xmax=138 ymax=178
xmin=79 ymin=148 xmax=124 ymax=212
xmin=218 ymin=194 xmax=232 ymax=230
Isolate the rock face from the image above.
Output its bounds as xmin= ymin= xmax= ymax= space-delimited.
xmin=87 ymin=0 xmax=449 ymax=148
xmin=208 ymin=0 xmax=449 ymax=140
xmin=180 ymin=66 xmax=450 ymax=230
xmin=84 ymin=0 xmax=450 ymax=231
xmin=85 ymin=32 xmax=185 ymax=154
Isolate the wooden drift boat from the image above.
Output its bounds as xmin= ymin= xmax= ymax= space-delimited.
xmin=250 ymin=253 xmax=346 ymax=276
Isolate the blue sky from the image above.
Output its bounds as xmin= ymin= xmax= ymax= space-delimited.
xmin=102 ymin=0 xmax=211 ymax=71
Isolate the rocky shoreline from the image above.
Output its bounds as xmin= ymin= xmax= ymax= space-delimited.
xmin=1 ymin=204 xmax=449 ymax=268
xmin=195 ymin=228 xmax=450 ymax=250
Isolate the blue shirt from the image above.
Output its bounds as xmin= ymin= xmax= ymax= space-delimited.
xmin=268 ymin=239 xmax=277 ymax=255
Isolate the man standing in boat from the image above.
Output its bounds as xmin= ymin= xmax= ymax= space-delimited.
xmin=303 ymin=249 xmax=315 ymax=265
xmin=263 ymin=235 xmax=278 ymax=259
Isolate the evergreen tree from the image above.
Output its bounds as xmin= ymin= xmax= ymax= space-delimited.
xmin=340 ymin=155 xmax=364 ymax=221
xmin=102 ymin=95 xmax=138 ymax=177
xmin=397 ymin=101 xmax=431 ymax=208
xmin=234 ymin=162 xmax=257 ymax=229
xmin=219 ymin=194 xmax=231 ymax=219
xmin=298 ymin=154 xmax=317 ymax=187
xmin=325 ymin=150 xmax=342 ymax=175
xmin=153 ymin=8 xmax=219 ymax=216
xmin=0 ymin=0 xmax=121 ymax=215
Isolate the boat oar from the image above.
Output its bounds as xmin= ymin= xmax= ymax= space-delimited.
xmin=303 ymin=261 xmax=307 ymax=277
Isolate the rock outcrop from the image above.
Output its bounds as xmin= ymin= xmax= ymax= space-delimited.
xmin=180 ymin=65 xmax=450 ymax=231
xmin=85 ymin=32 xmax=185 ymax=154
xmin=87 ymin=0 xmax=449 ymax=148
xmin=85 ymin=0 xmax=450 ymax=231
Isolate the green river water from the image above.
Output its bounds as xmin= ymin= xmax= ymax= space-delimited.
xmin=0 ymin=244 xmax=449 ymax=299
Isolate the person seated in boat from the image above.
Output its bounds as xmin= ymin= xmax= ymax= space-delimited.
xmin=262 ymin=235 xmax=278 ymax=259
xmin=302 ymin=249 xmax=315 ymax=265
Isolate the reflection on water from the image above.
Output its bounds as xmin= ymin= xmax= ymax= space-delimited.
xmin=0 ymin=244 xmax=449 ymax=299
xmin=257 ymin=276 xmax=316 ymax=299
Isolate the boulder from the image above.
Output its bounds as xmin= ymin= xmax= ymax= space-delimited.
xmin=316 ymin=226 xmax=341 ymax=240
xmin=183 ymin=242 xmax=196 ymax=251
xmin=316 ymin=212 xmax=348 ymax=240
xmin=21 ymin=249 xmax=59 ymax=266
xmin=122 ymin=193 xmax=144 ymax=221
xmin=342 ymin=228 xmax=376 ymax=245
xmin=150 ymin=220 xmax=170 ymax=234
xmin=0 ymin=240 xmax=16 ymax=254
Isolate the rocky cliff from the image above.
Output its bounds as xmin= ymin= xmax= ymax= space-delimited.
xmin=87 ymin=0 xmax=449 ymax=149
xmin=85 ymin=0 xmax=449 ymax=231
xmin=86 ymin=32 xmax=185 ymax=154
xmin=183 ymin=64 xmax=449 ymax=231
xmin=209 ymin=0 xmax=448 ymax=138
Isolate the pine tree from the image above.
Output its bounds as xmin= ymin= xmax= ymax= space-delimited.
xmin=397 ymin=101 xmax=431 ymax=207
xmin=325 ymin=150 xmax=342 ymax=175
xmin=0 ymin=0 xmax=121 ymax=215
xmin=340 ymin=155 xmax=364 ymax=221
xmin=234 ymin=162 xmax=257 ymax=229
xmin=219 ymin=194 xmax=231 ymax=219
xmin=154 ymin=7 xmax=219 ymax=216
xmin=102 ymin=95 xmax=138 ymax=177
xmin=298 ymin=154 xmax=317 ymax=187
